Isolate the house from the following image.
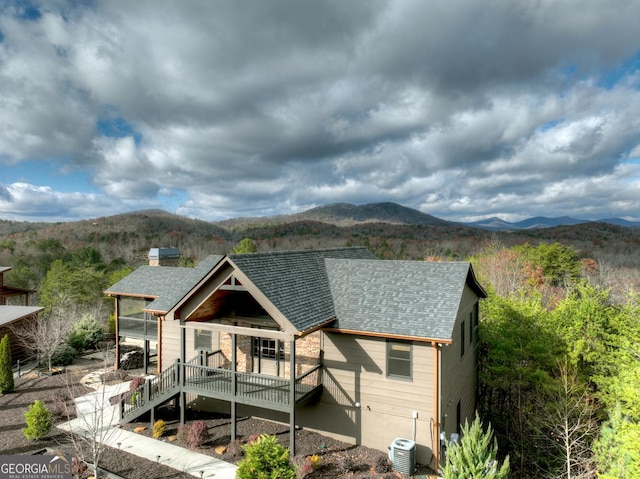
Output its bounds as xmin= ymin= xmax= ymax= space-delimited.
xmin=104 ymin=247 xmax=486 ymax=470
xmin=0 ymin=266 xmax=43 ymax=364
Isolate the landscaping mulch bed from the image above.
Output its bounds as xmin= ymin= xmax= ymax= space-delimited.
xmin=128 ymin=404 xmax=436 ymax=478
xmin=1 ymin=363 xmax=436 ymax=478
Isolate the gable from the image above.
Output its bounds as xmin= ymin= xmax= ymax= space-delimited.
xmin=326 ymin=259 xmax=482 ymax=341
xmin=104 ymin=255 xmax=224 ymax=313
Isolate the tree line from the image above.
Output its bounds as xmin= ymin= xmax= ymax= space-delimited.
xmin=473 ymin=241 xmax=639 ymax=478
xmin=1 ymin=230 xmax=639 ymax=477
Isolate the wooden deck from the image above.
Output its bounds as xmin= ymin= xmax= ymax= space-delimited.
xmin=120 ymin=357 xmax=323 ymax=422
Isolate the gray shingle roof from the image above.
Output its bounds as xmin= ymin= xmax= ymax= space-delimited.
xmin=326 ymin=259 xmax=479 ymax=340
xmin=106 ymin=249 xmax=485 ymax=340
xmin=0 ymin=306 xmax=43 ymax=326
xmin=228 ymin=248 xmax=376 ymax=332
xmin=104 ymin=255 xmax=223 ymax=312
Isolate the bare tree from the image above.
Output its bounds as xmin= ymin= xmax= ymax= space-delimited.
xmin=542 ymin=360 xmax=598 ymax=479
xmin=56 ymin=344 xmax=119 ymax=479
xmin=13 ymin=308 xmax=74 ymax=372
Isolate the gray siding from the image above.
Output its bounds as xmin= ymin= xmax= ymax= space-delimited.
xmin=297 ymin=332 xmax=437 ymax=465
xmin=440 ymin=284 xmax=479 ymax=442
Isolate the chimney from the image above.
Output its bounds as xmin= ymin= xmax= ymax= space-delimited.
xmin=148 ymin=247 xmax=180 ymax=267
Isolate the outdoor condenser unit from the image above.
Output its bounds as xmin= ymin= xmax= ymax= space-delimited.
xmin=388 ymin=437 xmax=416 ymax=476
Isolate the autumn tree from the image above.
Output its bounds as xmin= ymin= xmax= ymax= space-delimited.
xmin=514 ymin=242 xmax=582 ymax=287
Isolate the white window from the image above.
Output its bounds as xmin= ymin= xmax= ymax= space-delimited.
xmin=387 ymin=340 xmax=412 ymax=380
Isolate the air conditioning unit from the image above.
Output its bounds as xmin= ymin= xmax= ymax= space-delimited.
xmin=388 ymin=438 xmax=416 ymax=476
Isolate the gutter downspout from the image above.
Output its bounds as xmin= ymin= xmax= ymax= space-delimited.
xmin=114 ymin=296 xmax=120 ymax=370
xmin=433 ymin=342 xmax=441 ymax=470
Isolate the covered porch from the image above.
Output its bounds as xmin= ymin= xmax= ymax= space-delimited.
xmin=122 ymin=323 xmax=324 ymax=454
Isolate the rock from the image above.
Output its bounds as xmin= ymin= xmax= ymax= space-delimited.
xmin=167 ymin=435 xmax=177 ymax=442
xmin=120 ymin=350 xmax=144 ymax=370
xmin=214 ymin=445 xmax=227 ymax=454
xmin=134 ymin=426 xmax=146 ymax=433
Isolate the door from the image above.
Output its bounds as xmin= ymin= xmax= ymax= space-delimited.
xmin=252 ymin=337 xmax=283 ymax=377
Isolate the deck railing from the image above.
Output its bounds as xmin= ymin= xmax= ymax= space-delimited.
xmin=121 ymin=357 xmax=323 ymax=420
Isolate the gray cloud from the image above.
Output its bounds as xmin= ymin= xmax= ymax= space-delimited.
xmin=0 ymin=0 xmax=639 ymax=223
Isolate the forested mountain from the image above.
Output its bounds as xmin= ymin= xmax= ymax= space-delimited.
xmin=2 ymin=203 xmax=640 ymax=478
xmin=218 ymin=201 xmax=452 ymax=229
xmin=2 ymin=203 xmax=640 ymax=272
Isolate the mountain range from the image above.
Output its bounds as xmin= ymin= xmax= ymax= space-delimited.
xmin=218 ymin=202 xmax=640 ymax=231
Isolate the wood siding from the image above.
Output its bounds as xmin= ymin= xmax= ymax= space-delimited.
xmin=160 ymin=319 xmax=181 ymax=371
xmin=297 ymin=332 xmax=437 ymax=465
xmin=440 ymin=284 xmax=479 ymax=443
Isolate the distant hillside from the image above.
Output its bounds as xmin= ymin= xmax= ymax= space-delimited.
xmin=218 ymin=202 xmax=451 ymax=230
xmin=467 ymin=215 xmax=639 ymax=231
xmin=2 ymin=202 xmax=640 ymax=269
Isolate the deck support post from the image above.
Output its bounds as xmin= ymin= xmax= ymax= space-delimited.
xmin=289 ymin=338 xmax=296 ymax=456
xmin=231 ymin=333 xmax=237 ymax=442
xmin=143 ymin=339 xmax=149 ymax=374
xmin=179 ymin=392 xmax=185 ymax=425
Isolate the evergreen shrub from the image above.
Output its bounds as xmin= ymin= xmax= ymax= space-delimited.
xmin=0 ymin=335 xmax=14 ymax=394
xmin=236 ymin=434 xmax=296 ymax=479
xmin=23 ymin=400 xmax=53 ymax=440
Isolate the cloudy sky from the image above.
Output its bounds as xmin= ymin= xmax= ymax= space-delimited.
xmin=1 ymin=0 xmax=639 ymax=224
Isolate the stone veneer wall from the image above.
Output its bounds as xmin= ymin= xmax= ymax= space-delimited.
xmin=219 ymin=330 xmax=321 ymax=378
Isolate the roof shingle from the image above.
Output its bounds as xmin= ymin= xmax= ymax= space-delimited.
xmin=326 ymin=259 xmax=477 ymax=340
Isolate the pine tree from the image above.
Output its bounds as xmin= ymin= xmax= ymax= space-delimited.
xmin=443 ymin=413 xmax=509 ymax=479
xmin=0 ymin=334 xmax=14 ymax=394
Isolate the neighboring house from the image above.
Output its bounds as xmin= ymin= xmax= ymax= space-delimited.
xmin=104 ymin=247 xmax=486 ymax=470
xmin=0 ymin=266 xmax=43 ymax=364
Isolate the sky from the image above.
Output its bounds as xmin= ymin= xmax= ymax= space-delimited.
xmin=1 ymin=0 xmax=640 ymax=224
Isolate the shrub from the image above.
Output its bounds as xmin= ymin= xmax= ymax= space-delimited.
xmin=308 ymin=454 xmax=322 ymax=470
xmin=0 ymin=334 xmax=14 ymax=394
xmin=187 ymin=420 xmax=209 ymax=449
xmin=66 ymin=330 xmax=88 ymax=353
xmin=442 ymin=413 xmax=510 ymax=479
xmin=23 ymin=400 xmax=53 ymax=440
xmin=236 ymin=434 xmax=296 ymax=479
xmin=129 ymin=376 xmax=145 ymax=391
xmin=51 ymin=344 xmax=77 ymax=366
xmin=130 ymin=391 xmax=140 ymax=405
xmin=153 ymin=419 xmax=166 ymax=439
xmin=68 ymin=315 xmax=105 ymax=351
xmin=293 ymin=456 xmax=313 ymax=479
